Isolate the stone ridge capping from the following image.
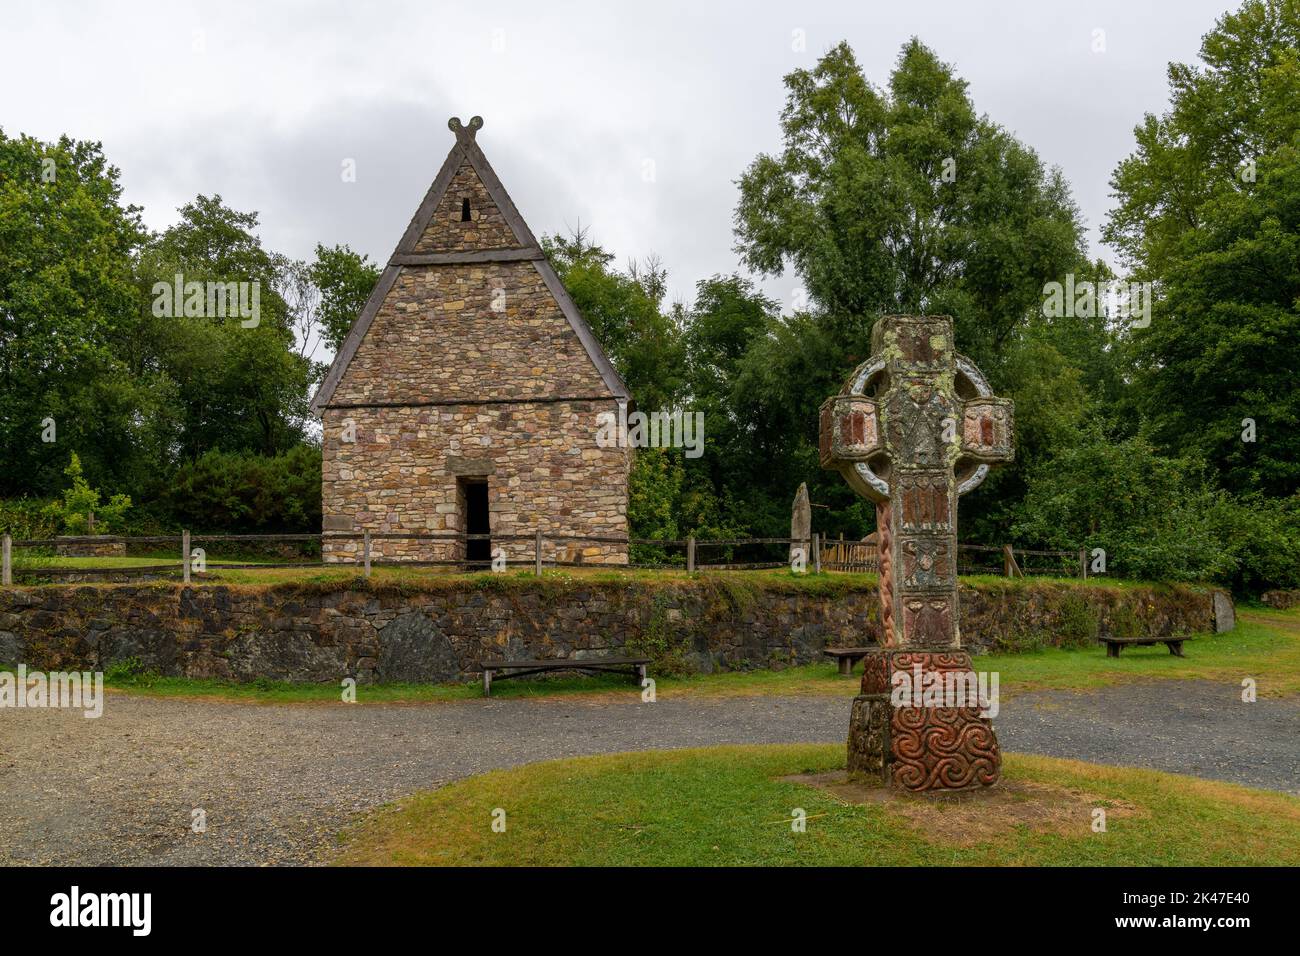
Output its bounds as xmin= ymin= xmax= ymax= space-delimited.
xmin=309 ymin=115 xmax=629 ymax=415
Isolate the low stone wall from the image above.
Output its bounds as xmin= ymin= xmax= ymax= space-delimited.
xmin=52 ymin=536 xmax=127 ymax=557
xmin=0 ymin=576 xmax=1232 ymax=684
xmin=1262 ymin=589 xmax=1300 ymax=610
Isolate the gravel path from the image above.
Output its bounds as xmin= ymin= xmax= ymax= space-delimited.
xmin=1 ymin=681 xmax=1295 ymax=866
xmin=997 ymin=680 xmax=1300 ymax=794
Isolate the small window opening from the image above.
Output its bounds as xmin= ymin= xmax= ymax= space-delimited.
xmin=460 ymin=198 xmax=472 ymax=222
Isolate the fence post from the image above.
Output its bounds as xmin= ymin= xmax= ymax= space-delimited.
xmin=182 ymin=530 xmax=191 ymax=584
xmin=687 ymin=535 xmax=696 ymax=573
xmin=1003 ymin=543 xmax=1017 ymax=578
xmin=363 ymin=531 xmax=371 ymax=578
xmin=1079 ymin=547 xmax=1087 ymax=580
xmin=2 ymin=534 xmax=11 ymax=586
xmin=87 ymin=511 xmax=95 ymax=535
xmin=534 ymin=531 xmax=543 ymax=577
xmin=812 ymin=533 xmax=821 ymax=573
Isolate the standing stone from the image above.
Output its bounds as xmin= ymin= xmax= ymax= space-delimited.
xmin=790 ymin=482 xmax=811 ymax=564
xmin=1212 ymin=591 xmax=1235 ymax=633
xmin=819 ymin=314 xmax=1014 ymax=792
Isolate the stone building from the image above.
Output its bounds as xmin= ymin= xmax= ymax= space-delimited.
xmin=311 ymin=116 xmax=630 ymax=565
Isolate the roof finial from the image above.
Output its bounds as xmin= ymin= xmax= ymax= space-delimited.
xmin=448 ymin=116 xmax=483 ymax=142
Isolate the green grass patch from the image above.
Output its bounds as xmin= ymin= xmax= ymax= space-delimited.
xmin=333 ymin=744 xmax=1300 ymax=866
xmin=972 ymin=609 xmax=1300 ymax=698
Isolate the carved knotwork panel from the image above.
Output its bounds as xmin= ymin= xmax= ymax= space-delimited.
xmin=890 ymin=704 xmax=1001 ymax=791
xmin=846 ymin=695 xmax=891 ymax=780
xmin=884 ymin=382 xmax=956 ymax=469
xmin=854 ymin=651 xmax=1001 ymax=792
xmin=860 ymin=651 xmax=892 ymax=696
xmin=893 ymin=319 xmax=952 ymax=370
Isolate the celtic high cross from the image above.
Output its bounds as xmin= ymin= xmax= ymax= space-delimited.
xmin=819 ymin=314 xmax=1013 ymax=791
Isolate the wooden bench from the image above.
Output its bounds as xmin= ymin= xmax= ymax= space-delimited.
xmin=479 ymin=657 xmax=650 ymax=696
xmin=1100 ymin=636 xmax=1189 ymax=658
xmin=823 ymin=646 xmax=876 ymax=675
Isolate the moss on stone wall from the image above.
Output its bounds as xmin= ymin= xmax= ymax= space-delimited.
xmin=0 ymin=573 xmax=1230 ymax=683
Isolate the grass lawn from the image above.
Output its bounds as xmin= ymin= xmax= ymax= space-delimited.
xmin=10 ymin=556 xmax=1177 ymax=591
xmin=973 ymin=609 xmax=1300 ymax=697
xmin=64 ymin=607 xmax=1298 ymax=705
xmin=332 ymin=743 xmax=1300 ymax=866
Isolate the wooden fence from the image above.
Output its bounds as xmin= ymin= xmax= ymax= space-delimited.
xmin=0 ymin=530 xmax=1087 ymax=583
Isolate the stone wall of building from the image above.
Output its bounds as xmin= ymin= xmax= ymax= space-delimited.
xmin=317 ymin=130 xmax=630 ymax=566
xmin=320 ymin=400 xmax=629 ymax=564
xmin=414 ymin=161 xmax=521 ymax=254
xmin=0 ymin=578 xmax=1232 ymax=684
xmin=328 ymin=262 xmax=609 ymax=406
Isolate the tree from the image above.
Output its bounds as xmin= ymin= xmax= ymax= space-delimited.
xmin=735 ymin=39 xmax=1087 ymax=372
xmin=727 ymin=39 xmax=1094 ymax=540
xmin=137 ymin=195 xmax=314 ymax=459
xmin=0 ymin=129 xmax=149 ymax=496
xmin=42 ymin=452 xmax=131 ymax=534
xmin=1013 ymin=430 xmax=1234 ymax=583
xmin=1106 ymin=0 xmax=1300 ymax=497
xmin=543 ymin=229 xmax=685 ymax=412
xmin=307 ymin=243 xmax=380 ymax=355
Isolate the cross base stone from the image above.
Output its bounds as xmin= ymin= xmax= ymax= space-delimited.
xmin=845 ymin=649 xmax=1001 ymax=792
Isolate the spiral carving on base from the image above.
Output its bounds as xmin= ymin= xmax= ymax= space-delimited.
xmin=851 ymin=649 xmax=1001 ymax=792
xmin=890 ymin=705 xmax=1000 ymax=791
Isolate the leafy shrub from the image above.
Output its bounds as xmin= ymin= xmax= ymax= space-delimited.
xmin=1205 ymin=493 xmax=1300 ymax=596
xmin=154 ymin=445 xmax=321 ymax=533
xmin=104 ymin=657 xmax=158 ymax=685
xmin=1014 ymin=431 xmax=1234 ymax=584
xmin=41 ymin=452 xmax=131 ymax=534
xmin=0 ymin=497 xmax=58 ymax=539
xmin=1057 ymin=594 xmax=1100 ymax=648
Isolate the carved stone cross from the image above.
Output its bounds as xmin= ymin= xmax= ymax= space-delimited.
xmin=819 ymin=314 xmax=1013 ymax=791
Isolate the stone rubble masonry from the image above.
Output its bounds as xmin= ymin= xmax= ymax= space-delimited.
xmin=320 ymin=138 xmax=629 ymax=563
xmin=1262 ymin=589 xmax=1300 ymax=610
xmin=414 ymin=161 xmax=521 ymax=253
xmin=53 ymin=537 xmax=127 ymax=558
xmin=0 ymin=580 xmax=1231 ymax=685
xmin=321 ymin=401 xmax=629 ymax=565
xmin=327 ymin=263 xmax=609 ymax=406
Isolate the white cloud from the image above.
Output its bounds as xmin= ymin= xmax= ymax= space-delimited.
xmin=0 ymin=0 xmax=1231 ymax=333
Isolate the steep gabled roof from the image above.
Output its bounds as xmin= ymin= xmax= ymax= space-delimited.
xmin=310 ymin=116 xmax=628 ymax=413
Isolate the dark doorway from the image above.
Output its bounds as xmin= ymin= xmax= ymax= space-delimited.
xmin=460 ymin=478 xmax=491 ymax=566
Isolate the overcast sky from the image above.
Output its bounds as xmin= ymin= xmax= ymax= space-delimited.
xmin=2 ymin=0 xmax=1236 ymax=336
